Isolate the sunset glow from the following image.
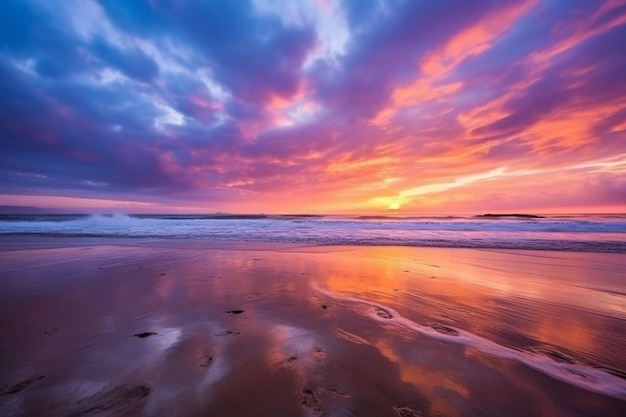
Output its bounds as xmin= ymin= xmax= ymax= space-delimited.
xmin=1 ymin=0 xmax=625 ymax=214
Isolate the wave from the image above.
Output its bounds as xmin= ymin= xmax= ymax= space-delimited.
xmin=1 ymin=213 xmax=626 ymax=253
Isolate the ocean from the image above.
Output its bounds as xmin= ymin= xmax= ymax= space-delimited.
xmin=1 ymin=212 xmax=625 ymax=252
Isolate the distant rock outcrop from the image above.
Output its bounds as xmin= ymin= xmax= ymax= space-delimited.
xmin=477 ymin=213 xmax=545 ymax=219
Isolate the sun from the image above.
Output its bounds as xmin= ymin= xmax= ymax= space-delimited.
xmin=388 ymin=202 xmax=401 ymax=211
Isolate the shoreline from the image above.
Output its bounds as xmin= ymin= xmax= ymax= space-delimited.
xmin=1 ymin=238 xmax=625 ymax=416
xmin=2 ymin=234 xmax=626 ymax=254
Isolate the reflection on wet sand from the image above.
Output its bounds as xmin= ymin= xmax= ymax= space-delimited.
xmin=0 ymin=240 xmax=625 ymax=416
xmin=321 ymin=247 xmax=626 ymax=369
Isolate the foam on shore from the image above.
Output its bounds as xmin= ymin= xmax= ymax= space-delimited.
xmin=314 ymin=286 xmax=626 ymax=400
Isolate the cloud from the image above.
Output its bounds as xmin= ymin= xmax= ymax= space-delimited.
xmin=0 ymin=0 xmax=624 ymax=213
xmin=99 ymin=0 xmax=317 ymax=102
xmin=91 ymin=37 xmax=159 ymax=82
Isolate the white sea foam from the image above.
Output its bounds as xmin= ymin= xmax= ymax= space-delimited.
xmin=1 ymin=213 xmax=626 ymax=252
xmin=314 ymin=286 xmax=626 ymax=400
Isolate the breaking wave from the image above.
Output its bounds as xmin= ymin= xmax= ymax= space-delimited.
xmin=1 ymin=213 xmax=625 ymax=253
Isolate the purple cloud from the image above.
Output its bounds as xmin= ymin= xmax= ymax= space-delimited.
xmin=0 ymin=0 xmax=624 ymax=213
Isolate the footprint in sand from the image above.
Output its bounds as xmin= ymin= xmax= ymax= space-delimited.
xmin=200 ymin=354 xmax=214 ymax=369
xmin=66 ymin=383 xmax=152 ymax=417
xmin=225 ymin=309 xmax=244 ymax=315
xmin=294 ymin=347 xmax=352 ymax=414
xmin=215 ymin=330 xmax=240 ymax=336
xmin=285 ymin=355 xmax=299 ymax=369
xmin=134 ymin=332 xmax=157 ymax=338
xmin=0 ymin=375 xmax=45 ymax=395
xmin=313 ymin=347 xmax=326 ymax=362
xmin=430 ymin=323 xmax=459 ymax=336
xmin=394 ymin=405 xmax=423 ymax=417
xmin=301 ymin=389 xmax=322 ymax=414
xmin=374 ymin=307 xmax=393 ymax=319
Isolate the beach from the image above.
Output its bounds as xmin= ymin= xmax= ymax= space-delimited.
xmin=0 ymin=237 xmax=625 ymax=416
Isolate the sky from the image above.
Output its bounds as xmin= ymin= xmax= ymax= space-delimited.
xmin=1 ymin=0 xmax=625 ymax=214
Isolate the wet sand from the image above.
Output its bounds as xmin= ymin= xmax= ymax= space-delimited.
xmin=0 ymin=237 xmax=625 ymax=416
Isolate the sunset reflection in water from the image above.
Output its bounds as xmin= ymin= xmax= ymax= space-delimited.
xmin=1 ymin=242 xmax=625 ymax=417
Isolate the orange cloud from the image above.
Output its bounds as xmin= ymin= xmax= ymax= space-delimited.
xmin=530 ymin=0 xmax=626 ymax=67
xmin=420 ymin=0 xmax=538 ymax=77
xmin=371 ymin=0 xmax=537 ymax=128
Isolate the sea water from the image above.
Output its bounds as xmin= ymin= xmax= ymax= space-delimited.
xmin=1 ymin=213 xmax=625 ymax=252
